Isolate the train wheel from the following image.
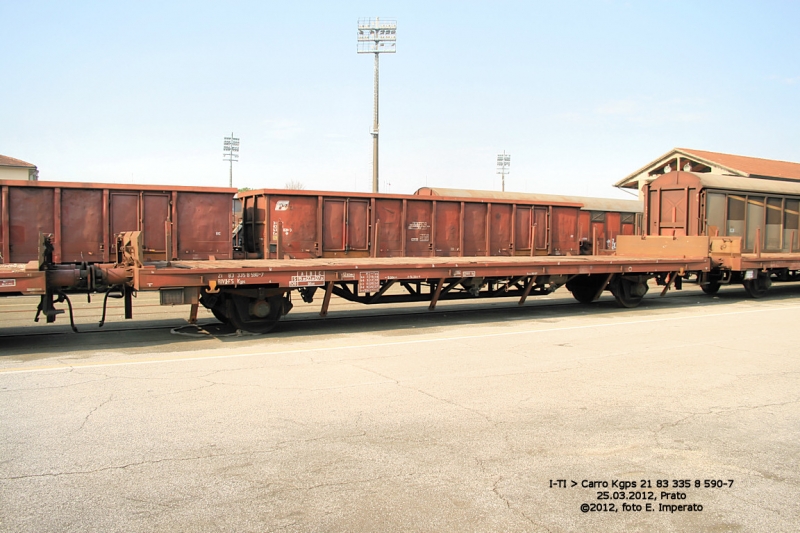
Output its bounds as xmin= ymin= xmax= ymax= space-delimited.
xmin=701 ymin=281 xmax=721 ymax=295
xmin=609 ymin=277 xmax=648 ymax=308
xmin=742 ymin=272 xmax=771 ymax=298
xmin=566 ymin=275 xmax=606 ymax=304
xmin=225 ymin=294 xmax=287 ymax=334
xmin=211 ymin=307 xmax=230 ymax=324
xmin=200 ymin=292 xmax=230 ymax=325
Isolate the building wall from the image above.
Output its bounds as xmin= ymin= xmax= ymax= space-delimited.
xmin=0 ymin=167 xmax=36 ymax=181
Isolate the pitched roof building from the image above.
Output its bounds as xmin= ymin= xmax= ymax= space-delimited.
xmin=615 ymin=148 xmax=800 ymax=195
xmin=0 ymin=155 xmax=38 ymax=181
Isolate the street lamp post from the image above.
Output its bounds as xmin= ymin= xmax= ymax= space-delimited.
xmin=357 ymin=17 xmax=396 ymax=193
xmin=223 ymin=133 xmax=240 ymax=188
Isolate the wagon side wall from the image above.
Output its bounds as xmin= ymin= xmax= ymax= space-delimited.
xmin=0 ymin=181 xmax=235 ymax=264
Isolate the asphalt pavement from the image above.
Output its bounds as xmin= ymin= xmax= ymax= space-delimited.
xmin=1 ymin=284 xmax=799 ymax=532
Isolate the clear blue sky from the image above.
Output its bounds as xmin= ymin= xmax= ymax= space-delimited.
xmin=1 ymin=1 xmax=798 ymax=197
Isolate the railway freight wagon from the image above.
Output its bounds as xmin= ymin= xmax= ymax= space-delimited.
xmin=644 ymin=171 xmax=800 ymax=296
xmin=415 ymin=188 xmax=643 ymax=253
xmin=1 ymin=181 xmax=711 ymax=333
xmin=0 ymin=180 xmax=235 ymax=266
xmin=236 ymin=188 xmax=588 ymax=259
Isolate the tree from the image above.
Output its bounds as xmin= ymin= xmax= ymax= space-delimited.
xmin=285 ymin=180 xmax=305 ymax=190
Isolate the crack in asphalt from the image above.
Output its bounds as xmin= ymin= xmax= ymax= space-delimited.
xmin=350 ymin=363 xmax=496 ymax=426
xmin=654 ymin=398 xmax=800 ymax=447
xmin=77 ymin=394 xmax=114 ymax=432
xmin=0 ymin=450 xmax=280 ymax=481
xmin=491 ymin=476 xmax=545 ymax=531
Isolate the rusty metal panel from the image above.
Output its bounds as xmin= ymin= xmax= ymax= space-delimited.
xmin=647 ymin=188 xmax=658 ymax=236
xmin=514 ymin=206 xmax=532 ymax=252
xmin=256 ymin=195 xmax=268 ymax=256
xmin=489 ymin=203 xmax=512 ymax=256
xmin=710 ymin=236 xmax=743 ymax=254
xmin=347 ymin=199 xmax=370 ymax=251
xmin=551 ymin=206 xmax=579 ymax=255
xmin=434 ymin=201 xmax=460 ymax=256
xmin=591 ymin=221 xmax=605 ymax=248
xmin=688 ymin=188 xmax=699 ymax=236
xmin=139 ymin=254 xmax=712 ymax=295
xmin=405 ymin=200 xmax=433 ymax=256
xmin=268 ymin=195 xmax=318 ymax=258
xmin=110 ymin=193 xmax=140 ymax=255
xmin=322 ymin=199 xmax=346 ymax=251
xmin=242 ymin=196 xmax=255 ymax=253
xmin=646 ymin=174 xmax=711 ymax=238
xmin=60 ymin=188 xmax=104 ymax=262
xmin=9 ymin=186 xmax=54 ymax=263
xmin=533 ymin=207 xmax=548 ymax=252
xmin=142 ymin=193 xmax=170 ymax=261
xmin=0 ymin=264 xmax=47 ymax=294
xmin=374 ymin=198 xmax=403 ymax=256
xmin=176 ymin=192 xmax=232 ymax=260
xmin=605 ymin=212 xmax=621 ymax=245
xmin=462 ymin=203 xmax=487 ymax=256
xmin=578 ymin=210 xmax=590 ymax=241
xmin=659 ymin=188 xmax=687 ymax=236
xmin=242 ymin=194 xmax=269 ymax=257
xmin=320 ymin=197 xmax=369 ymax=256
xmin=1 ymin=186 xmax=8 ymax=263
xmin=0 ymin=180 xmax=236 ymax=266
xmin=616 ymin=235 xmax=709 ymax=259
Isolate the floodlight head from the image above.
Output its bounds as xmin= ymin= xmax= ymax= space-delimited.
xmin=223 ymin=135 xmax=241 ymax=162
xmin=496 ymin=153 xmax=511 ymax=174
xmin=357 ymin=18 xmax=397 ymax=53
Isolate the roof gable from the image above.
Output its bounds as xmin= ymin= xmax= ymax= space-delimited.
xmin=615 ymin=148 xmax=800 ymax=189
xmin=0 ymin=155 xmax=36 ymax=168
xmin=677 ymin=148 xmax=800 ymax=180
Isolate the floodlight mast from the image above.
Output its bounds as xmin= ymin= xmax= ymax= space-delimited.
xmin=357 ymin=17 xmax=396 ymax=193
xmin=223 ymin=133 xmax=240 ymax=188
xmin=496 ymin=151 xmax=511 ymax=192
